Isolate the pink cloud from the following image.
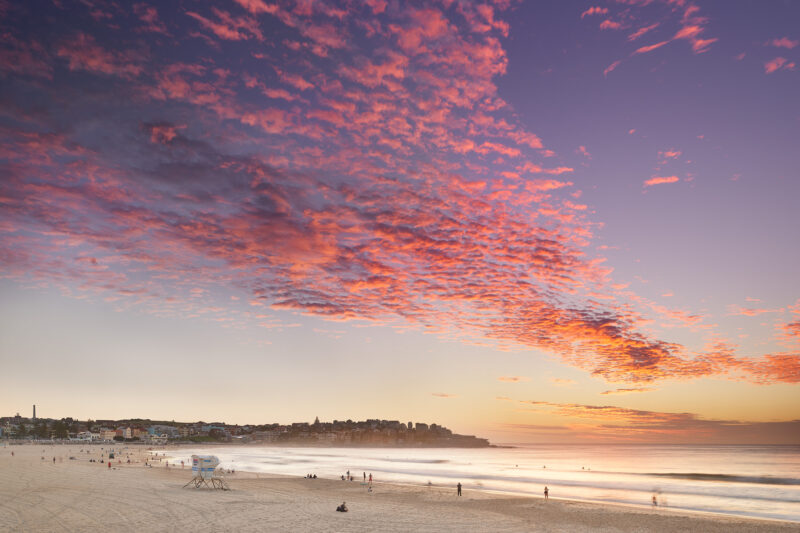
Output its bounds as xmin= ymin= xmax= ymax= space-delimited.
xmin=728 ymin=305 xmax=780 ymax=317
xmin=2 ymin=0 xmax=797 ymax=392
xmin=133 ymin=4 xmax=169 ymax=35
xmin=673 ymin=24 xmax=717 ymax=54
xmin=525 ymin=179 xmax=573 ymax=192
xmin=187 ymin=8 xmax=263 ymax=41
xmin=232 ymin=0 xmax=280 ymax=15
xmin=769 ymin=37 xmax=798 ymax=49
xmin=765 ymin=57 xmax=796 ymax=74
xmin=644 ymin=176 xmax=679 ymax=187
xmin=599 ymin=20 xmax=624 ymax=30
xmin=674 ymin=25 xmax=702 ymax=40
xmin=581 ymin=6 xmax=609 ymax=19
xmin=628 ymin=23 xmax=659 ymax=41
xmin=364 ymin=0 xmax=387 ymax=15
xmin=635 ymin=40 xmax=669 ymax=54
xmin=56 ymin=33 xmax=143 ymax=78
xmin=0 ymin=36 xmax=53 ymax=80
xmin=603 ymin=60 xmax=622 ymax=77
xmin=691 ymin=37 xmax=717 ymax=54
xmin=145 ymin=122 xmax=185 ymax=144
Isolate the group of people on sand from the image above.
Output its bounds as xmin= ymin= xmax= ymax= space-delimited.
xmin=306 ymin=473 xmax=318 ymax=479
xmin=340 ymin=470 xmax=373 ymax=485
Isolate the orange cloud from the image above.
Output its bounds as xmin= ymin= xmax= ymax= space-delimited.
xmin=498 ymin=376 xmax=529 ymax=383
xmin=635 ymin=41 xmax=669 ymax=54
xmin=600 ymin=387 xmax=654 ymax=395
xmin=2 ymin=0 xmax=797 ymax=394
xmin=628 ymin=23 xmax=659 ymax=41
xmin=728 ymin=305 xmax=780 ymax=317
xmin=658 ymin=150 xmax=682 ymax=160
xmin=644 ymin=176 xmax=679 ymax=187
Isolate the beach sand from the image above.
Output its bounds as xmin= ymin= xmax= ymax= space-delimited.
xmin=1 ymin=443 xmax=797 ymax=532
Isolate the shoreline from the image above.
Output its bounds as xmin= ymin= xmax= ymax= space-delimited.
xmin=2 ymin=442 xmax=798 ymax=532
xmin=154 ymin=443 xmax=800 ymax=526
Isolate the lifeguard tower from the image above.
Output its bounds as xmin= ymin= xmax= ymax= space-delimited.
xmin=183 ymin=455 xmax=229 ymax=490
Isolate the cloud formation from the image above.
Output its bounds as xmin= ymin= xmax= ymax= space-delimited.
xmin=644 ymin=176 xmax=679 ymax=187
xmin=765 ymin=57 xmax=796 ymax=73
xmin=1 ymin=0 xmax=797 ymax=391
xmin=498 ymin=376 xmax=529 ymax=383
xmin=515 ymin=400 xmax=800 ymax=443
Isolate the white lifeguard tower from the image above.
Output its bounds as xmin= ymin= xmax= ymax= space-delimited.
xmin=183 ymin=455 xmax=229 ymax=490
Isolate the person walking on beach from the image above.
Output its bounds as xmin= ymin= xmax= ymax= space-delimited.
xmin=652 ymin=494 xmax=658 ymax=507
xmin=544 ymin=486 xmax=549 ymax=500
xmin=363 ymin=472 xmax=366 ymax=482
xmin=368 ymin=473 xmax=372 ymax=485
xmin=457 ymin=482 xmax=462 ymax=496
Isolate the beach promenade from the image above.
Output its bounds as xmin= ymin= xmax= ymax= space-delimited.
xmin=0 ymin=444 xmax=796 ymax=532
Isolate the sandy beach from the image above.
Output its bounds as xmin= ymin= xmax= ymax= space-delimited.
xmin=1 ymin=443 xmax=797 ymax=533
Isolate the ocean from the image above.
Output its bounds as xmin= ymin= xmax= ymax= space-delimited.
xmin=161 ymin=443 xmax=800 ymax=522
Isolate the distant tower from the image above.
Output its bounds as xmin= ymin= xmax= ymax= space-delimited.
xmin=314 ymin=416 xmax=320 ymax=425
xmin=33 ymin=405 xmax=36 ymax=420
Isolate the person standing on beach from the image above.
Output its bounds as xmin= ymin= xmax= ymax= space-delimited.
xmin=457 ymin=482 xmax=462 ymax=496
xmin=368 ymin=473 xmax=372 ymax=485
xmin=544 ymin=486 xmax=549 ymax=500
xmin=363 ymin=472 xmax=366 ymax=482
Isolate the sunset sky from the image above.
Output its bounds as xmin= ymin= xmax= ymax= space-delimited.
xmin=1 ymin=0 xmax=798 ymax=444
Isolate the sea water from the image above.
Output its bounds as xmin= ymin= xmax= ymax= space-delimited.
xmin=162 ymin=443 xmax=800 ymax=522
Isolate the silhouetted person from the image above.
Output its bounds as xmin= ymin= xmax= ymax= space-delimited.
xmin=457 ymin=482 xmax=462 ymax=496
xmin=544 ymin=486 xmax=549 ymax=500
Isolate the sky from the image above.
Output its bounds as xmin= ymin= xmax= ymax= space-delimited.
xmin=0 ymin=0 xmax=798 ymax=444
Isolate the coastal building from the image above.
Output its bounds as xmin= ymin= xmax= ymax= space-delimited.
xmin=148 ymin=425 xmax=179 ymax=438
xmin=145 ymin=434 xmax=168 ymax=444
